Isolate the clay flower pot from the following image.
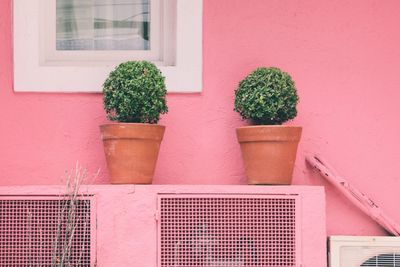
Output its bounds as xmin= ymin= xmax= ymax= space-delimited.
xmin=236 ymin=125 xmax=302 ymax=185
xmin=100 ymin=123 xmax=165 ymax=184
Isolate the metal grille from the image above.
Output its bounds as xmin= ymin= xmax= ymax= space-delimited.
xmin=0 ymin=197 xmax=93 ymax=266
xmin=159 ymin=195 xmax=298 ymax=267
xmin=361 ymin=253 xmax=400 ymax=266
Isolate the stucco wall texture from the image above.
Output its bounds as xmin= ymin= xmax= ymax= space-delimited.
xmin=1 ymin=0 xmax=400 ymax=236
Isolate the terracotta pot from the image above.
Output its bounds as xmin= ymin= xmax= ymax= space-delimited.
xmin=236 ymin=125 xmax=302 ymax=185
xmin=100 ymin=123 xmax=165 ymax=184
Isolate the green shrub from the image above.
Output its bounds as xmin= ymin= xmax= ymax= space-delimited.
xmin=103 ymin=61 xmax=168 ymax=123
xmin=234 ymin=67 xmax=299 ymax=125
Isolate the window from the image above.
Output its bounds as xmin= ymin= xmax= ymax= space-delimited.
xmin=13 ymin=0 xmax=202 ymax=92
xmin=56 ymin=0 xmax=152 ymax=51
xmin=42 ymin=0 xmax=162 ymax=63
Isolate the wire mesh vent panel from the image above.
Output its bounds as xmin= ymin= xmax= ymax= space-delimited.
xmin=0 ymin=198 xmax=92 ymax=267
xmin=159 ymin=195 xmax=298 ymax=267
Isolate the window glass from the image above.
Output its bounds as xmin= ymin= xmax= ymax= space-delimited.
xmin=56 ymin=0 xmax=150 ymax=50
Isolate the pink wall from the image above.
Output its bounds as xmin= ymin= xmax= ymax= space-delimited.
xmin=1 ymin=0 xmax=400 ymax=236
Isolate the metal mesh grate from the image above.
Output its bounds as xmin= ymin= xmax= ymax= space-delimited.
xmin=0 ymin=197 xmax=93 ymax=266
xmin=159 ymin=195 xmax=298 ymax=267
xmin=361 ymin=253 xmax=400 ymax=266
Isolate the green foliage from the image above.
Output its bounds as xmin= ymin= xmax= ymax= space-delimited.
xmin=234 ymin=67 xmax=299 ymax=125
xmin=103 ymin=61 xmax=168 ymax=123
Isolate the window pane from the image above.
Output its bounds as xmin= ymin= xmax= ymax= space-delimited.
xmin=56 ymin=0 xmax=150 ymax=50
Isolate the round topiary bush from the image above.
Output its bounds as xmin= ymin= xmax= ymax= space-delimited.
xmin=234 ymin=67 xmax=299 ymax=125
xmin=103 ymin=61 xmax=168 ymax=123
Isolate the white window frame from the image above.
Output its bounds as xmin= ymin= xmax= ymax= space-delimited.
xmin=13 ymin=0 xmax=202 ymax=93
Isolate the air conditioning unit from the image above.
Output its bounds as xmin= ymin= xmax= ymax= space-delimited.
xmin=0 ymin=185 xmax=326 ymax=266
xmin=329 ymin=236 xmax=400 ymax=267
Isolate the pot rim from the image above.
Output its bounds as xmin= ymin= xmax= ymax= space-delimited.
xmin=100 ymin=122 xmax=165 ymax=141
xmin=237 ymin=125 xmax=302 ymax=129
xmin=100 ymin=122 xmax=165 ymax=127
xmin=236 ymin=125 xmax=302 ymax=142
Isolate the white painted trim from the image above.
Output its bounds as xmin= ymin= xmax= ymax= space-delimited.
xmin=167 ymin=0 xmax=202 ymax=92
xmin=13 ymin=0 xmax=203 ymax=93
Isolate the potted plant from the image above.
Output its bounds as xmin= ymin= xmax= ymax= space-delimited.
xmin=234 ymin=67 xmax=301 ymax=185
xmin=100 ymin=61 xmax=168 ymax=184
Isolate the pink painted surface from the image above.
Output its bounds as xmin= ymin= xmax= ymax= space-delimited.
xmin=1 ymin=0 xmax=400 ymax=236
xmin=0 ymin=185 xmax=327 ymax=267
